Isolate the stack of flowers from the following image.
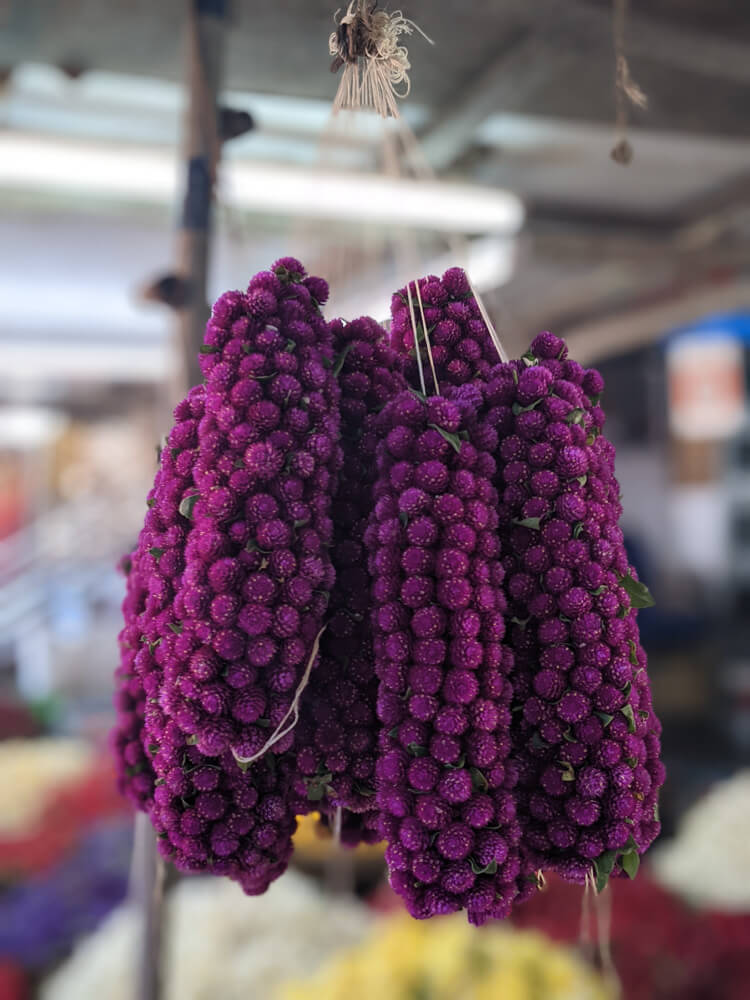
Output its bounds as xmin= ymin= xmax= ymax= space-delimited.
xmin=280 ymin=912 xmax=612 ymax=1000
xmin=365 ymin=383 xmax=526 ymax=923
xmin=111 ymin=261 xmax=664 ymax=920
xmin=651 ymin=770 xmax=750 ymax=911
xmin=513 ymin=871 xmax=750 ymax=1000
xmin=483 ymin=333 xmax=663 ymax=888
xmin=0 ymin=741 xmax=128 ymax=880
xmin=0 ymin=819 xmax=132 ymax=969
xmin=41 ymin=870 xmax=371 ymax=1000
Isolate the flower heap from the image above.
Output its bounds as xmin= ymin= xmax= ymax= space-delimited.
xmin=112 ymin=258 xmax=342 ymax=894
xmin=484 ymin=331 xmax=664 ymax=888
xmin=365 ymin=384 xmax=526 ymax=924
xmin=290 ymin=316 xmax=405 ymax=845
xmin=389 ymin=268 xmax=499 ymax=391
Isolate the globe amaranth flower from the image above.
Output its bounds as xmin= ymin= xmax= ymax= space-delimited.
xmin=366 ymin=383 xmax=527 ymax=925
xmin=289 ymin=315 xmax=406 ymax=844
xmin=486 ymin=332 xmax=664 ymax=887
xmin=390 ymin=268 xmax=502 ymax=391
xmin=113 ymin=259 xmax=341 ymax=895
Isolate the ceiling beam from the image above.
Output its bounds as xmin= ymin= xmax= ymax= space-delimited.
xmin=418 ymin=30 xmax=579 ymax=172
xmin=420 ymin=2 xmax=750 ymax=172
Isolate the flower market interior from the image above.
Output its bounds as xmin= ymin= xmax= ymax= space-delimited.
xmin=1 ymin=0 xmax=749 ymax=998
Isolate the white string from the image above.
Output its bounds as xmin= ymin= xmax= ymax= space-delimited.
xmin=329 ymin=2 xmax=432 ymax=119
xmin=466 ymin=273 xmax=510 ymax=364
xmin=414 ymin=277 xmax=440 ymax=395
xmin=594 ymin=881 xmax=622 ymax=996
xmin=406 ymin=281 xmax=427 ymax=396
xmin=231 ymin=626 xmax=326 ymax=766
xmin=332 ymin=805 xmax=343 ymax=847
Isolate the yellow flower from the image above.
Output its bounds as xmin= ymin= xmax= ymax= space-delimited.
xmin=279 ymin=913 xmax=614 ymax=1000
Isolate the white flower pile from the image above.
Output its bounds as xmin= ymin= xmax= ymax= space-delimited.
xmin=651 ymin=769 xmax=750 ymax=911
xmin=42 ymin=870 xmax=372 ymax=1000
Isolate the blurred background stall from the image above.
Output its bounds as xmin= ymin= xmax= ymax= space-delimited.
xmin=0 ymin=1 xmax=748 ymax=998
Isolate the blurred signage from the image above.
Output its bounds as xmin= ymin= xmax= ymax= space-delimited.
xmin=666 ymin=333 xmax=745 ymax=440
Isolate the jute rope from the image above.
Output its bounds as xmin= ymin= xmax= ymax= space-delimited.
xmin=611 ymin=0 xmax=648 ymax=164
xmin=329 ymin=1 xmax=432 ymax=118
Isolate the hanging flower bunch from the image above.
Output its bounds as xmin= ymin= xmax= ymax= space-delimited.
xmin=290 ymin=315 xmax=406 ymax=845
xmin=112 ymin=261 xmax=663 ymax=917
xmin=365 ymin=383 xmax=525 ymax=923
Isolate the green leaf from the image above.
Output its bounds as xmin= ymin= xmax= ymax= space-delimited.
xmin=146 ymin=497 xmax=156 ymax=508
xmin=576 ymin=474 xmax=588 ymax=487
xmin=621 ymin=703 xmax=636 ymax=733
xmin=293 ymin=518 xmax=309 ymax=529
xmin=513 ymin=517 xmax=541 ymax=531
xmin=332 ymin=342 xmax=354 ymax=378
xmin=573 ymin=522 xmax=584 ymax=539
xmin=408 ymin=388 xmax=427 ymax=402
xmin=618 ymin=570 xmax=656 ymax=609
xmin=562 ymin=728 xmax=575 ymax=743
xmin=399 ymin=511 xmax=409 ymax=527
xmin=149 ymin=547 xmax=165 ymax=559
xmin=257 ymin=718 xmax=272 ymax=729
xmin=512 ymin=368 xmax=519 ymax=384
xmin=654 ymin=800 xmax=661 ymax=822
xmin=593 ymin=849 xmax=618 ymax=893
xmin=566 ymin=408 xmax=586 ymax=425
xmin=626 ymin=756 xmax=637 ymax=767
xmin=512 ymin=399 xmax=542 ymax=414
xmin=445 ymin=754 xmax=466 ymax=770
xmin=178 ymin=494 xmax=199 ymax=520
xmin=428 ymin=424 xmax=462 ymax=454
xmin=510 ymin=616 xmax=530 ymax=628
xmin=199 ymin=343 xmax=218 ymax=354
xmin=469 ymin=858 xmax=498 ymax=876
xmin=408 ymin=743 xmax=428 ymax=757
xmin=628 ymin=639 xmax=639 ymax=666
xmin=167 ymin=622 xmax=183 ymax=635
xmin=521 ymin=350 xmax=538 ymax=367
xmin=591 ymin=585 xmax=606 ymax=596
xmin=530 ymin=732 xmax=549 ymax=751
xmin=186 ymin=734 xmax=198 ymax=745
xmin=622 ymin=849 xmax=640 ymax=880
xmin=596 ymin=712 xmax=614 ymax=727
xmin=354 ymin=783 xmax=375 ymax=798
xmin=470 ymin=767 xmax=489 ymax=791
xmin=388 ymin=726 xmax=399 ymax=740
xmin=560 ymin=760 xmax=576 ymax=782
xmin=285 ymin=338 xmax=296 ymax=352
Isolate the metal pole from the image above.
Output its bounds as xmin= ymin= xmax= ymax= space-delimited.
xmin=177 ymin=0 xmax=228 ymax=389
xmin=132 ymin=812 xmax=166 ymax=1000
xmin=133 ymin=8 xmax=228 ymax=998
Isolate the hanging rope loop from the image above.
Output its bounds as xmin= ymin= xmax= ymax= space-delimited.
xmin=329 ymin=1 xmax=432 ymax=118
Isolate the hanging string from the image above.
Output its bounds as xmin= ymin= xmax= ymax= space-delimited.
xmin=579 ymin=870 xmax=595 ymax=962
xmin=406 ymin=281 xmax=428 ymax=396
xmin=594 ymin=882 xmax=622 ymax=997
xmin=611 ymin=0 xmax=648 ymax=165
xmin=329 ymin=1 xmax=433 ymax=118
xmin=332 ymin=805 xmax=343 ymax=847
xmin=466 ymin=274 xmax=510 ymax=364
xmin=231 ymin=626 xmax=326 ymax=767
xmin=414 ymin=279 xmax=440 ymax=395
